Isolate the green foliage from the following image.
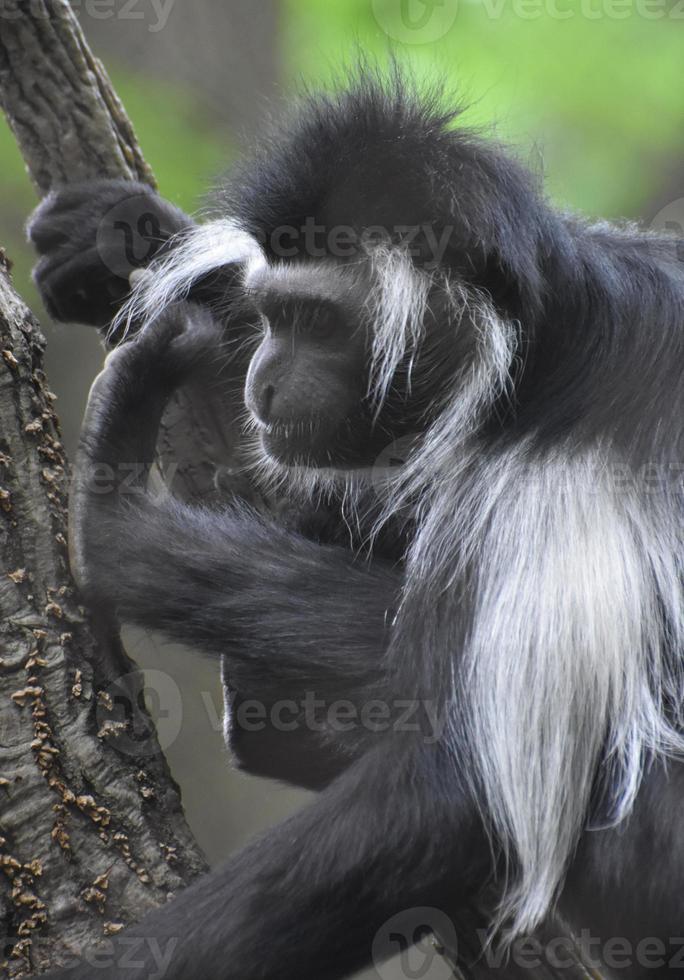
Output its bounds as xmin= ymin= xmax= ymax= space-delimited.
xmin=113 ymin=72 xmax=232 ymax=211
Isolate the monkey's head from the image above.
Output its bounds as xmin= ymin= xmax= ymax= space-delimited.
xmin=242 ymin=252 xmax=470 ymax=471
xmin=229 ymin=76 xmax=536 ymax=472
xmin=117 ymin=74 xmax=535 ymax=474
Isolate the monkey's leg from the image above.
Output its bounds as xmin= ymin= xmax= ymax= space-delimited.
xmin=47 ymin=737 xmax=487 ymax=980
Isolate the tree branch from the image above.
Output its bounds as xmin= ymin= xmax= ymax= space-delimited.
xmin=0 ymin=2 xmax=213 ymax=973
xmin=0 ymin=252 xmax=205 ymax=976
xmin=0 ymin=0 xmax=154 ymax=193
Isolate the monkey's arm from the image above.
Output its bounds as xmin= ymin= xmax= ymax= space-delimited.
xmin=71 ymin=304 xmax=402 ymax=754
xmin=80 ymin=493 xmax=398 ymax=702
xmin=28 ymin=179 xmax=194 ymax=327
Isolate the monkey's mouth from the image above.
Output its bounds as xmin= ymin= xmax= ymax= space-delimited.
xmin=259 ymin=418 xmax=328 ymax=464
xmin=257 ymin=413 xmax=384 ymax=471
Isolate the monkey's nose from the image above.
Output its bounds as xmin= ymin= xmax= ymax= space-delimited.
xmin=256 ymin=384 xmax=275 ymax=423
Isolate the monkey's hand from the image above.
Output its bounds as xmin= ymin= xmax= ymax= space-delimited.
xmin=27 ymin=179 xmax=193 ymax=328
xmin=69 ymin=301 xmax=222 ymax=597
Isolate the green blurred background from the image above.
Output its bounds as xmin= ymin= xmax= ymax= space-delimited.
xmin=0 ymin=3 xmax=681 ymax=975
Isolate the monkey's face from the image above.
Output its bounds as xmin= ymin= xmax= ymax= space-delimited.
xmin=244 ymin=291 xmax=379 ymax=468
xmin=243 ymin=261 xmax=407 ymax=469
xmin=243 ymin=260 xmax=474 ymax=471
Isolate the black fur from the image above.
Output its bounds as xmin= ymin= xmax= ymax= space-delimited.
xmin=27 ymin=72 xmax=684 ymax=979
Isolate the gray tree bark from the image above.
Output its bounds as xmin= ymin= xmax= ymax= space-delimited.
xmin=0 ymin=253 xmax=205 ymax=977
xmin=0 ymin=3 xmax=210 ymax=975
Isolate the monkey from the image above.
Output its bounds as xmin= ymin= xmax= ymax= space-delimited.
xmin=27 ymin=71 xmax=684 ymax=979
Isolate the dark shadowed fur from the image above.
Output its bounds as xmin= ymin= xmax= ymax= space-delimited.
xmin=27 ymin=71 xmax=684 ymax=980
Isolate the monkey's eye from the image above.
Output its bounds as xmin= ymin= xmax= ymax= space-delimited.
xmin=309 ymin=315 xmax=336 ymax=340
xmin=298 ymin=304 xmax=341 ymax=341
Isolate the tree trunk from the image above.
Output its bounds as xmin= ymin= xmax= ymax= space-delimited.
xmin=0 ymin=3 xmax=210 ymax=975
xmin=0 ymin=253 xmax=205 ymax=977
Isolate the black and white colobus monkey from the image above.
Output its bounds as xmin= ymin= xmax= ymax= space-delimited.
xmin=28 ymin=74 xmax=684 ymax=979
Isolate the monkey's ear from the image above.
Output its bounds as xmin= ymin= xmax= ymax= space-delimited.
xmin=472 ymin=250 xmax=543 ymax=323
xmin=430 ymin=140 xmax=549 ymax=323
